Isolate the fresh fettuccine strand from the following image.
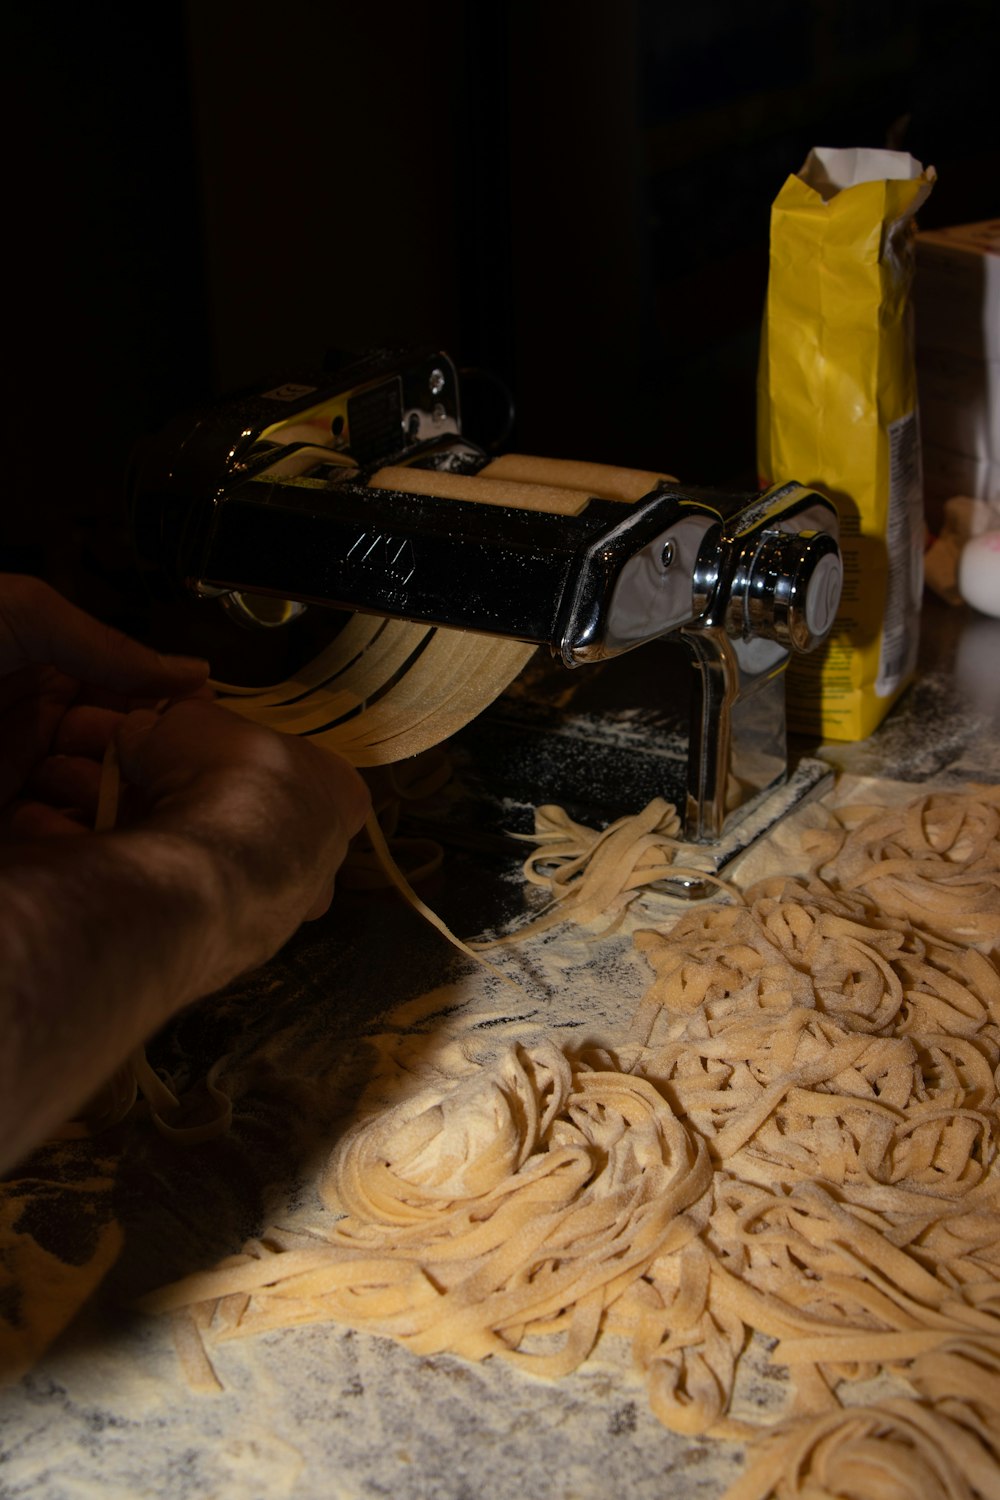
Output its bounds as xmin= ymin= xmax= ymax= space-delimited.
xmin=721 ymin=1397 xmax=1000 ymax=1500
xmin=480 ymin=798 xmax=740 ymax=946
xmin=338 ymin=749 xmax=451 ymax=892
xmin=214 ymin=617 xmax=535 ymax=768
xmin=803 ymin=785 xmax=1000 ymax=948
xmin=360 ymin=812 xmax=520 ymax=989
xmin=139 ymin=1044 xmax=712 ymax=1380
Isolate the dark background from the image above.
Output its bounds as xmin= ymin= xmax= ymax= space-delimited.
xmin=7 ymin=0 xmax=998 ymax=637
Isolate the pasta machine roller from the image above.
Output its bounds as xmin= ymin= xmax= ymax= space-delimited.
xmin=131 ymin=347 xmax=843 ymax=876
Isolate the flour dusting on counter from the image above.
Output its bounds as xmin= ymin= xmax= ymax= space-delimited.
xmin=1 ymin=709 xmax=998 ymax=1500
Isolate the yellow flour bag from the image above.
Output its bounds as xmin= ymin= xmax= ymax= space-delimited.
xmin=758 ymin=146 xmax=936 ymax=741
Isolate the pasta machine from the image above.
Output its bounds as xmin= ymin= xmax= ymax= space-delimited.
xmin=131 ymin=348 xmax=843 ymax=893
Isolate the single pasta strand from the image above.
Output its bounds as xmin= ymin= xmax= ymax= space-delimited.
xmin=360 ymin=812 xmax=521 ymax=989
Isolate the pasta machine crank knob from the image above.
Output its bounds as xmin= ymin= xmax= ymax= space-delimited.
xmin=742 ymin=530 xmax=843 ymax=652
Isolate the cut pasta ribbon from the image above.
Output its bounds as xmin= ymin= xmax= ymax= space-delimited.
xmin=139 ymin=762 xmax=1000 ymax=1498
xmin=209 ymin=453 xmax=675 ymax=769
xmin=357 ymin=795 xmax=738 ymax=979
xmin=205 ymin=450 xmax=666 ymax=765
xmin=139 ymin=1044 xmax=712 ymax=1386
xmin=804 ymin=785 xmax=1000 ymax=949
xmin=338 ymin=750 xmax=452 ymax=892
xmin=723 ymin=1398 xmax=1000 ymax=1500
xmin=481 ymin=798 xmax=740 ymax=945
xmin=360 ymin=811 xmax=520 ymax=989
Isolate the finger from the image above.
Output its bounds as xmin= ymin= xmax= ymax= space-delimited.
xmin=10 ymin=801 xmax=90 ymax=838
xmin=76 ymin=686 xmax=132 ymax=713
xmin=0 ymin=665 xmax=76 ymax=716
xmin=115 ymin=700 xmax=245 ymax=792
xmin=176 ymin=680 xmax=217 ymax=703
xmin=0 ymin=575 xmax=210 ymax=696
xmin=302 ymin=876 xmax=337 ymax=922
xmin=26 ymin=755 xmax=103 ymax=818
xmin=52 ymin=704 xmax=124 ymax=758
xmin=72 ymin=679 xmax=215 ymax=718
xmin=78 ymin=688 xmax=177 ymax=712
xmin=318 ymin=750 xmax=372 ymax=841
xmin=0 ymin=691 xmax=76 ymax=809
xmin=124 ymin=681 xmax=216 ymax=709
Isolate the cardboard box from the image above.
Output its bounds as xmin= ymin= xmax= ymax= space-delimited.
xmin=918 ymin=348 xmax=1000 ymax=463
xmin=923 ymin=441 xmax=1000 ymax=533
xmin=915 ymin=219 xmax=1000 ymax=362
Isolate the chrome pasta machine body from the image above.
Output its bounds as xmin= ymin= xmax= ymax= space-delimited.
xmin=132 ymin=348 xmax=843 ymax=864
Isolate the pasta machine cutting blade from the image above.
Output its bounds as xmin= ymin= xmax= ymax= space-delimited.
xmin=131 ymin=347 xmax=843 ymax=892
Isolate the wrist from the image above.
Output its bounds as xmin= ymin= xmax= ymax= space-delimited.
xmin=0 ymin=830 xmax=237 ymax=1164
xmin=108 ymin=825 xmax=249 ymax=1002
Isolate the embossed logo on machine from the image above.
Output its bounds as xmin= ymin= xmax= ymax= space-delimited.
xmin=345 ymin=531 xmax=416 ymax=589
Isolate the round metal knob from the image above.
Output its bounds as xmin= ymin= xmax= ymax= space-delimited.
xmin=744 ymin=530 xmax=843 ymax=652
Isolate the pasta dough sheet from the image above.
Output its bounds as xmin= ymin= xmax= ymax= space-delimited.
xmin=210 ymin=453 xmax=677 ymax=766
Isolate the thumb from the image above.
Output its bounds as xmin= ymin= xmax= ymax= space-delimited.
xmin=0 ymin=575 xmax=209 ymax=695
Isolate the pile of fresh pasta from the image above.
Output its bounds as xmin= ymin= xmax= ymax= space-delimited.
xmin=142 ymin=783 xmax=1000 ymax=1500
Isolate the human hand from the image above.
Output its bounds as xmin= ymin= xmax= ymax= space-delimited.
xmin=116 ymin=699 xmax=371 ymax=951
xmin=0 ymin=574 xmax=210 ymax=835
